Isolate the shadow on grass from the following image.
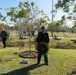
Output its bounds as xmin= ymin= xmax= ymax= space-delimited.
xmin=67 ymin=70 xmax=76 ymax=75
xmin=1 ymin=64 xmax=45 ymax=75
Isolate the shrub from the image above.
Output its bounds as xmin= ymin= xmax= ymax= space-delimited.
xmin=55 ymin=42 xmax=76 ymax=49
xmin=49 ymin=39 xmax=76 ymax=49
xmin=6 ymin=38 xmax=76 ymax=49
xmin=51 ymin=42 xmax=76 ymax=49
xmin=7 ymin=41 xmax=18 ymax=47
xmin=7 ymin=41 xmax=25 ymax=47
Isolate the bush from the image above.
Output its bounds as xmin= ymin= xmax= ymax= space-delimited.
xmin=6 ymin=38 xmax=76 ymax=49
xmin=7 ymin=41 xmax=25 ymax=47
xmin=7 ymin=41 xmax=18 ymax=47
xmin=71 ymin=39 xmax=76 ymax=43
xmin=37 ymin=42 xmax=49 ymax=55
xmin=55 ymin=42 xmax=76 ymax=49
xmin=49 ymin=39 xmax=76 ymax=49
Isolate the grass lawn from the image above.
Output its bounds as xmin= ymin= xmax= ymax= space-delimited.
xmin=0 ymin=47 xmax=76 ymax=75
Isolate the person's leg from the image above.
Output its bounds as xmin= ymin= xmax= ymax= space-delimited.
xmin=2 ymin=38 xmax=6 ymax=48
xmin=44 ymin=53 xmax=48 ymax=65
xmin=2 ymin=39 xmax=5 ymax=48
xmin=37 ymin=53 xmax=41 ymax=64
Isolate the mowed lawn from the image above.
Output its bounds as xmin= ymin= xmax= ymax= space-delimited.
xmin=0 ymin=47 xmax=76 ymax=75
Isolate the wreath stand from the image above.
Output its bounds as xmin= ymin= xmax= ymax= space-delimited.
xmin=19 ymin=31 xmax=38 ymax=58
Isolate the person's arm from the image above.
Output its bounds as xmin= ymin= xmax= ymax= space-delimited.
xmin=5 ymin=31 xmax=8 ymax=36
xmin=36 ymin=32 xmax=40 ymax=44
xmin=46 ymin=33 xmax=50 ymax=44
xmin=1 ymin=31 xmax=3 ymax=36
xmin=36 ymin=33 xmax=39 ymax=43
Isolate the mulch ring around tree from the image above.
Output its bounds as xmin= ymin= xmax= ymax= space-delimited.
xmin=19 ymin=51 xmax=38 ymax=58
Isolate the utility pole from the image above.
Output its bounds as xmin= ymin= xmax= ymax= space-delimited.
xmin=51 ymin=0 xmax=54 ymax=37
xmin=52 ymin=0 xmax=54 ymax=23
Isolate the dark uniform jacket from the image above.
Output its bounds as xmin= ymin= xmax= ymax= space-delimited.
xmin=36 ymin=32 xmax=49 ymax=44
xmin=1 ymin=31 xmax=7 ymax=39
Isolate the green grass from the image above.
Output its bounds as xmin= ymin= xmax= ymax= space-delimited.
xmin=0 ymin=47 xmax=76 ymax=75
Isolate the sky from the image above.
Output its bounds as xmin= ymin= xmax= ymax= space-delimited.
xmin=0 ymin=0 xmax=73 ymax=27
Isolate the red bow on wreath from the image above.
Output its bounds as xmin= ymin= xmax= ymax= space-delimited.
xmin=41 ymin=43 xmax=46 ymax=51
xmin=37 ymin=42 xmax=49 ymax=55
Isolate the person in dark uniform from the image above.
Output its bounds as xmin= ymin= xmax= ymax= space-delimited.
xmin=36 ymin=26 xmax=49 ymax=65
xmin=1 ymin=28 xmax=8 ymax=48
xmin=31 ymin=30 xmax=35 ymax=37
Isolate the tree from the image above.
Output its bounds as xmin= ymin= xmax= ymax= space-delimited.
xmin=0 ymin=13 xmax=6 ymax=21
xmin=6 ymin=1 xmax=49 ymax=52
xmin=55 ymin=0 xmax=75 ymax=12
xmin=34 ymin=15 xmax=50 ymax=30
xmin=54 ymin=0 xmax=76 ymax=36
xmin=47 ymin=13 xmax=66 ymax=36
xmin=55 ymin=0 xmax=76 ymax=24
xmin=47 ymin=20 xmax=62 ymax=36
xmin=71 ymin=21 xmax=76 ymax=34
xmin=0 ymin=23 xmax=10 ymax=30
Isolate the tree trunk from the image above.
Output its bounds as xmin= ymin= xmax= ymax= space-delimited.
xmin=51 ymin=31 xmax=54 ymax=37
xmin=28 ymin=31 xmax=31 ymax=52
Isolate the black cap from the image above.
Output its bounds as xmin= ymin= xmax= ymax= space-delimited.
xmin=41 ymin=26 xmax=45 ymax=29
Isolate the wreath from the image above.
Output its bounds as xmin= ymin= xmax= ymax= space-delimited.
xmin=37 ymin=42 xmax=49 ymax=55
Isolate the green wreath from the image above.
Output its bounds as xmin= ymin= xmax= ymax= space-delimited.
xmin=37 ymin=42 xmax=49 ymax=55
